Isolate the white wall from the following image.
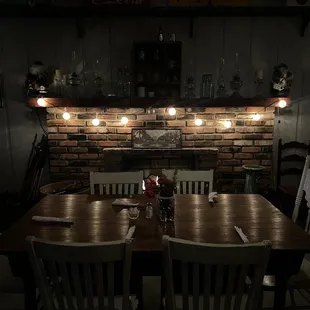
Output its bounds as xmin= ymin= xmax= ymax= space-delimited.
xmin=0 ymin=16 xmax=310 ymax=191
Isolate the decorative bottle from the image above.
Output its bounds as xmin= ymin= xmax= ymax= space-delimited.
xmin=123 ymin=66 xmax=131 ymax=98
xmin=230 ymin=53 xmax=243 ymax=96
xmin=217 ymin=58 xmax=227 ymax=97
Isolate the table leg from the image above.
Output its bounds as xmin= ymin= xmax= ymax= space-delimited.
xmin=22 ymin=273 xmax=37 ymax=310
xmin=273 ymin=275 xmax=288 ymax=310
xmin=136 ymin=275 xmax=144 ymax=310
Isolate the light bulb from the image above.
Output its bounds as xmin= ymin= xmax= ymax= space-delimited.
xmin=92 ymin=118 xmax=100 ymax=126
xmin=252 ymin=113 xmax=261 ymax=121
xmin=37 ymin=98 xmax=46 ymax=107
xmin=224 ymin=120 xmax=232 ymax=128
xmin=195 ymin=118 xmax=203 ymax=126
xmin=278 ymin=99 xmax=287 ymax=108
xmin=168 ymin=107 xmax=176 ymax=116
xmin=63 ymin=112 xmax=71 ymax=120
xmin=121 ymin=117 xmax=129 ymax=125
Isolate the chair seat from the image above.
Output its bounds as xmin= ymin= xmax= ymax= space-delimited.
xmin=263 ymin=258 xmax=310 ymax=289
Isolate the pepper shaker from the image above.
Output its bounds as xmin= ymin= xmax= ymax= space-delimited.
xmin=146 ymin=202 xmax=153 ymax=219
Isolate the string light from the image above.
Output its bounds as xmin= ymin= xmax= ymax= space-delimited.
xmin=195 ymin=118 xmax=203 ymax=126
xmin=252 ymin=113 xmax=261 ymax=121
xmin=92 ymin=118 xmax=100 ymax=126
xmin=168 ymin=107 xmax=176 ymax=116
xmin=278 ymin=99 xmax=287 ymax=108
xmin=224 ymin=120 xmax=232 ymax=128
xmin=121 ymin=116 xmax=129 ymax=125
xmin=37 ymin=98 xmax=46 ymax=107
xmin=63 ymin=112 xmax=71 ymax=120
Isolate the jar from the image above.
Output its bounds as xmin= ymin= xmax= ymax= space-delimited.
xmin=200 ymin=74 xmax=214 ymax=99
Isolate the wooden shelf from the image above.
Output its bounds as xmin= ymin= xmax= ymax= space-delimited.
xmin=1 ymin=6 xmax=310 ymax=18
xmin=27 ymin=96 xmax=290 ymax=109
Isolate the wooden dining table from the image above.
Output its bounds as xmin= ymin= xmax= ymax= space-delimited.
xmin=0 ymin=193 xmax=310 ymax=310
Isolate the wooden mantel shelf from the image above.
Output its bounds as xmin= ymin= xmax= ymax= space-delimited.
xmin=28 ymin=96 xmax=290 ymax=109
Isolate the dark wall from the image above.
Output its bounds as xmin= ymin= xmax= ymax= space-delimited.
xmin=0 ymin=16 xmax=309 ymax=191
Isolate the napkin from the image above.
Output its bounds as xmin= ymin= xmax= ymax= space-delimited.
xmin=112 ymin=199 xmax=139 ymax=207
xmin=208 ymin=192 xmax=218 ymax=203
xmin=234 ymin=226 xmax=249 ymax=243
xmin=32 ymin=216 xmax=74 ymax=224
xmin=125 ymin=225 xmax=136 ymax=241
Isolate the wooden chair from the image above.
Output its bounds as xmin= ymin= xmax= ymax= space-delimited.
xmin=292 ymin=155 xmax=310 ymax=230
xmin=161 ymin=169 xmax=214 ymax=194
xmin=162 ymin=235 xmax=271 ymax=310
xmin=90 ymin=171 xmax=143 ymax=195
xmin=263 ymin=156 xmax=310 ymax=308
xmin=26 ymin=236 xmax=132 ymax=310
xmin=277 ymin=139 xmax=310 ymax=196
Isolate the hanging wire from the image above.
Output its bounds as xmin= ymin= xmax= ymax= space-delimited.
xmin=35 ymin=109 xmax=48 ymax=136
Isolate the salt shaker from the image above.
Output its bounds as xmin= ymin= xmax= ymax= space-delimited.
xmin=146 ymin=202 xmax=153 ymax=219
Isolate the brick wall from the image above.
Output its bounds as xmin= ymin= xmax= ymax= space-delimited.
xmin=47 ymin=106 xmax=275 ymax=193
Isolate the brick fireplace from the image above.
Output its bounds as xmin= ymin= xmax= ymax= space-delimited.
xmin=47 ymin=106 xmax=275 ymax=193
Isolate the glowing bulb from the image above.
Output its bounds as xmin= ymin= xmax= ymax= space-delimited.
xmin=224 ymin=120 xmax=232 ymax=128
xmin=63 ymin=112 xmax=71 ymax=120
xmin=278 ymin=99 xmax=287 ymax=108
xmin=92 ymin=118 xmax=100 ymax=126
xmin=37 ymin=98 xmax=46 ymax=107
xmin=121 ymin=117 xmax=129 ymax=125
xmin=252 ymin=113 xmax=261 ymax=121
xmin=195 ymin=118 xmax=203 ymax=126
xmin=168 ymin=107 xmax=176 ymax=116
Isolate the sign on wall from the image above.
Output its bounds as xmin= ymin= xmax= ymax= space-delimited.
xmin=168 ymin=0 xmax=249 ymax=6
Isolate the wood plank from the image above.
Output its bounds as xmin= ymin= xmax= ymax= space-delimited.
xmin=223 ymin=17 xmax=252 ymax=97
xmin=250 ymin=17 xmax=279 ymax=98
xmin=277 ymin=17 xmax=304 ymax=100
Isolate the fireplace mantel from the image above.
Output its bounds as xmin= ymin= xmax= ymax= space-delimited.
xmin=102 ymin=147 xmax=218 ymax=154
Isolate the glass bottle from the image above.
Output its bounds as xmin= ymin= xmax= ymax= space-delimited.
xmin=217 ymin=58 xmax=227 ymax=97
xmin=123 ymin=66 xmax=132 ymax=98
xmin=93 ymin=59 xmax=104 ymax=96
xmin=116 ymin=68 xmax=123 ymax=98
xmin=146 ymin=202 xmax=153 ymax=219
xmin=200 ymin=74 xmax=214 ymax=99
xmin=158 ymin=27 xmax=164 ymax=42
xmin=184 ymin=73 xmax=196 ymax=99
xmin=230 ymin=52 xmax=243 ymax=96
xmin=68 ymin=50 xmax=82 ymax=99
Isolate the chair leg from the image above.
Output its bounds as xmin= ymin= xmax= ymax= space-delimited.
xmin=258 ymin=289 xmax=264 ymax=310
xmin=289 ymin=289 xmax=297 ymax=309
xmin=160 ymin=276 xmax=165 ymax=310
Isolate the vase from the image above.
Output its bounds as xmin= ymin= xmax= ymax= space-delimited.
xmin=158 ymin=195 xmax=175 ymax=222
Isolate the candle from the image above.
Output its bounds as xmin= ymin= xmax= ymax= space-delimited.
xmin=256 ymin=69 xmax=263 ymax=80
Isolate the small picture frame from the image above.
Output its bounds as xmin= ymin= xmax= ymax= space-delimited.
xmin=132 ymin=128 xmax=182 ymax=149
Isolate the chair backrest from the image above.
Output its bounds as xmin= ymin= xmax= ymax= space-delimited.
xmin=26 ymin=236 xmax=132 ymax=310
xmin=90 ymin=171 xmax=143 ymax=195
xmin=163 ymin=235 xmax=271 ymax=310
xmin=277 ymin=139 xmax=310 ymax=189
xmin=292 ymin=155 xmax=310 ymax=232
xmin=162 ymin=169 xmax=214 ymax=194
